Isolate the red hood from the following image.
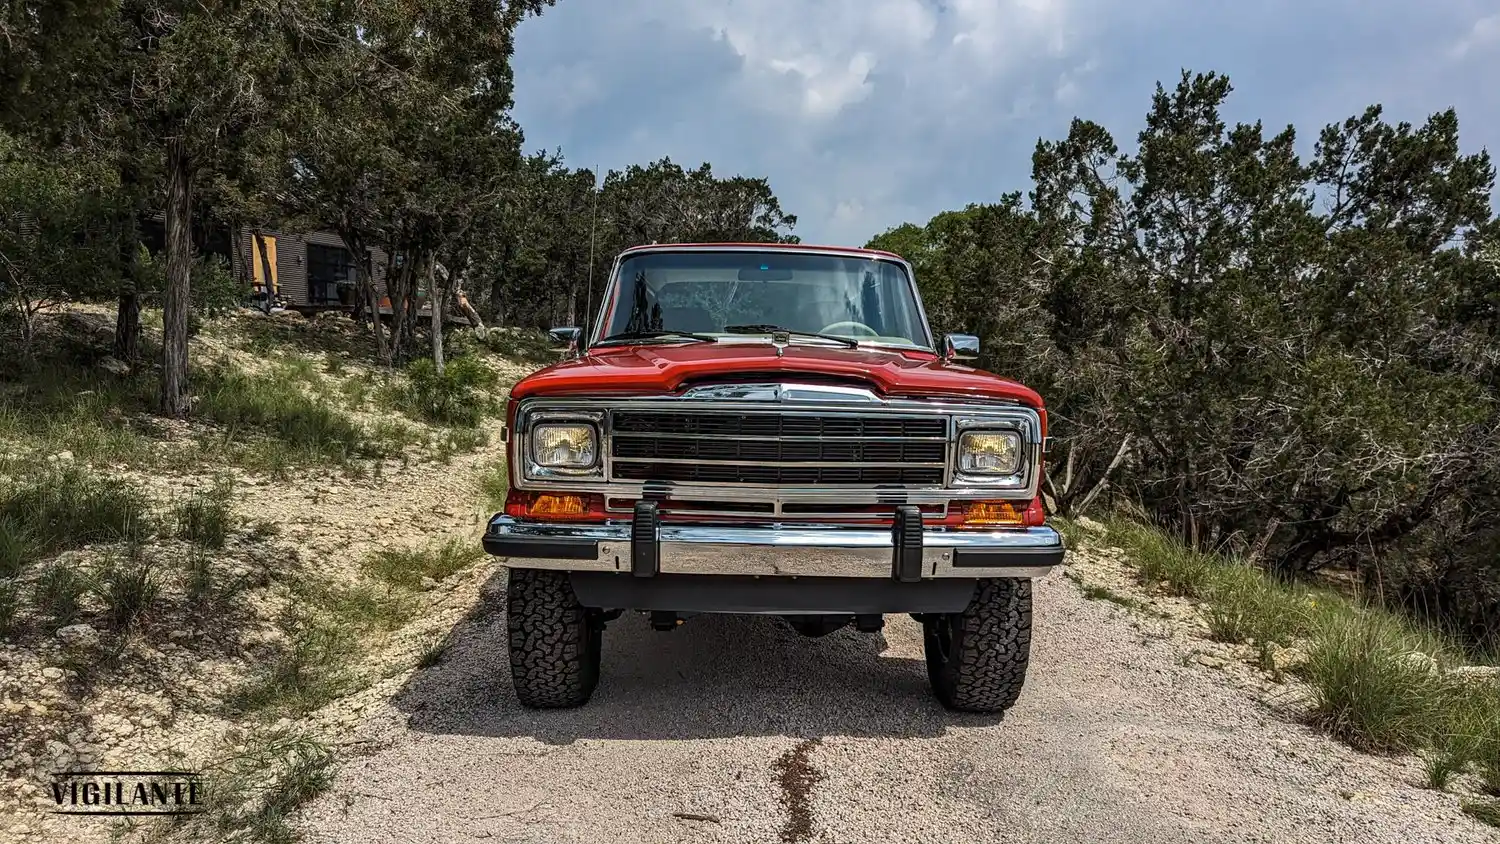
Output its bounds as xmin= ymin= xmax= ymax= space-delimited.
xmin=510 ymin=342 xmax=1044 ymax=408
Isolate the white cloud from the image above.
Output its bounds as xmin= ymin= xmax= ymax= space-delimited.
xmin=1450 ymin=13 xmax=1500 ymax=59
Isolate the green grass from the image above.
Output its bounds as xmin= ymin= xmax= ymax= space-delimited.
xmin=196 ymin=365 xmax=383 ymax=462
xmin=0 ymin=361 xmax=163 ymax=468
xmin=0 ymin=579 xmax=19 ymax=639
xmin=171 ymin=476 xmax=237 ymax=549
xmin=0 ymin=517 xmax=39 ymax=579
xmin=1463 ymin=800 xmax=1500 ymax=829
xmin=0 ymin=466 xmax=152 ymax=562
xmin=478 ymin=464 xmax=508 ymax=511
xmin=94 ymin=552 xmax=162 ymax=631
xmin=362 ymin=537 xmax=481 ymax=591
xmin=1301 ymin=610 xmax=1455 ymax=752
xmin=34 ymin=562 xmax=89 ymax=630
xmin=1063 ymin=570 xmax=1156 ymax=614
xmin=145 ymin=730 xmax=334 ymax=844
xmin=1096 ymin=515 xmax=1500 ymax=764
xmin=227 ymin=616 xmax=360 ymax=717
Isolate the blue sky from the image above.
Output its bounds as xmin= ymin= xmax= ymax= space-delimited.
xmin=510 ymin=0 xmax=1500 ymax=246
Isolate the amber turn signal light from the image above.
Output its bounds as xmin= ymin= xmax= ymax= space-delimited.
xmin=504 ymin=490 xmax=604 ymax=522
xmin=961 ymin=500 xmax=1025 ymax=527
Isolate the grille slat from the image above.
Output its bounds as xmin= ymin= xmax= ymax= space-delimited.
xmin=609 ymin=410 xmax=947 ymax=487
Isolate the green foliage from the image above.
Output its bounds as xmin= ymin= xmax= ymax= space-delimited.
xmin=1301 ymin=612 xmax=1454 ymax=752
xmin=228 ymin=614 xmax=359 ymax=717
xmin=1462 ymin=800 xmax=1500 ymax=829
xmin=395 ymin=356 xmax=498 ymax=428
xmin=478 ymin=464 xmax=509 ymax=512
xmin=876 ymin=70 xmax=1500 ymax=644
xmin=33 ymin=563 xmax=89 ymax=630
xmin=362 ymin=538 xmax=481 ymax=591
xmin=94 ymin=553 xmax=161 ymax=630
xmin=0 ymin=466 xmax=151 ymax=557
xmin=172 ymin=476 xmax=237 ymax=549
xmin=0 ymin=579 xmax=20 ymax=639
xmin=0 ymin=132 xmax=123 ymax=346
xmin=195 ymin=365 xmax=395 ymax=464
xmin=187 ymin=732 xmax=335 ymax=844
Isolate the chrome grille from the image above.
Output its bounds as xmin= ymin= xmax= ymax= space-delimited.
xmin=609 ymin=410 xmax=948 ymax=487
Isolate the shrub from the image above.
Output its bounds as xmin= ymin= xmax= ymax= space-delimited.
xmin=478 ymin=327 xmax=557 ymax=364
xmin=397 ymin=356 xmax=498 ymax=427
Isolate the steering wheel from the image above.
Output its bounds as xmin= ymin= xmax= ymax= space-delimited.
xmin=818 ymin=320 xmax=880 ymax=338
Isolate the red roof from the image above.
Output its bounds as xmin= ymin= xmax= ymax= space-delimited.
xmin=618 ymin=242 xmax=906 ymax=261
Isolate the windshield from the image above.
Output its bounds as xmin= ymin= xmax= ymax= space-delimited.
xmin=595 ymin=250 xmax=930 ymax=347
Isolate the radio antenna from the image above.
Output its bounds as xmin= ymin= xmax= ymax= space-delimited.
xmin=583 ymin=164 xmax=601 ymax=336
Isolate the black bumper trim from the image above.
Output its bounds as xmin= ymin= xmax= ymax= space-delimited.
xmin=631 ymin=501 xmax=660 ymax=578
xmin=892 ymin=505 xmax=924 ymax=583
xmin=951 ymin=546 xmax=1066 ymax=569
xmin=482 ymin=535 xmax=598 ymax=560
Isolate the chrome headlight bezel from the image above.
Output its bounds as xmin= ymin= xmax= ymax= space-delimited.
xmin=950 ymin=417 xmax=1033 ymax=491
xmin=519 ymin=408 xmax=605 ymax=480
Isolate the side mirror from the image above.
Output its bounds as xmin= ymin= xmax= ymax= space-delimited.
xmin=942 ymin=333 xmax=979 ymax=362
xmin=548 ymin=326 xmax=581 ymax=356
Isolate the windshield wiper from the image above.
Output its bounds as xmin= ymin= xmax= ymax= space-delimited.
xmin=723 ymin=324 xmax=859 ymax=349
xmin=592 ymin=329 xmax=718 ymax=347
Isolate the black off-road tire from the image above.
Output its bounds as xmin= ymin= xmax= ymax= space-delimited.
xmin=923 ymin=578 xmax=1032 ymax=713
xmin=506 ymin=568 xmax=601 ymax=708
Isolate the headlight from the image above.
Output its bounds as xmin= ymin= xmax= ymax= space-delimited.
xmin=530 ymin=422 xmax=598 ymax=469
xmin=958 ymin=430 xmax=1022 ymax=476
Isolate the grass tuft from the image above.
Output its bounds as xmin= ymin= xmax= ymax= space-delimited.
xmin=172 ymin=476 xmax=237 ymax=549
xmin=95 ymin=553 xmax=162 ymax=630
xmin=478 ymin=464 xmax=508 ymax=512
xmin=0 ymin=579 xmax=19 ymax=638
xmin=0 ymin=517 xmax=39 ymax=579
xmin=228 ymin=616 xmax=359 ymax=717
xmin=154 ymin=730 xmax=335 ymax=844
xmin=362 ymin=537 xmax=481 ymax=591
xmin=1463 ymin=799 xmax=1500 ymax=829
xmin=0 ymin=466 xmax=152 ymax=560
xmin=1301 ymin=611 xmax=1452 ymax=752
xmin=195 ymin=364 xmax=399 ymax=465
xmin=34 ymin=563 xmax=89 ymax=630
xmin=1108 ymin=518 xmax=1215 ymax=598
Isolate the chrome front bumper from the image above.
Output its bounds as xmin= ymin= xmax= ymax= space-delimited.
xmin=482 ymin=513 xmax=1064 ymax=580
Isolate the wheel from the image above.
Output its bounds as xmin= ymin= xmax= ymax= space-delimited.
xmin=923 ymin=578 xmax=1033 ymax=713
xmin=506 ymin=569 xmax=602 ymax=708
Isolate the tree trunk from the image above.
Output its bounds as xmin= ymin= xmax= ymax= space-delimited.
xmin=114 ymin=290 xmax=140 ymax=363
xmin=439 ymin=260 xmax=486 ymax=336
xmin=428 ymin=259 xmax=446 ymax=375
xmin=160 ymin=140 xmax=194 ymax=418
xmin=113 ymin=207 xmax=143 ymax=363
xmin=340 ymin=228 xmax=388 ymax=364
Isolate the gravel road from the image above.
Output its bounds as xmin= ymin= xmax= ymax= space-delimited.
xmin=296 ymin=567 xmax=1490 ymax=844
